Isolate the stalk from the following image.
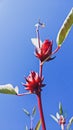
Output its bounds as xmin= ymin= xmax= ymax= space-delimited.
xmin=36 ymin=21 xmax=46 ymax=130
xmin=30 ymin=116 xmax=33 ymax=130
xmin=39 ymin=63 xmax=43 ymax=78
xmin=37 ymin=93 xmax=46 ymax=130
xmin=52 ymin=45 xmax=60 ymax=55
xmin=37 ymin=62 xmax=46 ymax=130
xmin=36 ymin=25 xmax=40 ymax=48
xmin=61 ymin=124 xmax=65 ymax=130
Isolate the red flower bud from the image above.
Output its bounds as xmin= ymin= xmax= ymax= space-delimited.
xmin=23 ymin=71 xmax=45 ymax=94
xmin=35 ymin=39 xmax=52 ymax=62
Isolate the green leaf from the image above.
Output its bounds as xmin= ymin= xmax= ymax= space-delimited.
xmin=59 ymin=102 xmax=63 ymax=115
xmin=32 ymin=106 xmax=36 ymax=116
xmin=35 ymin=120 xmax=41 ymax=130
xmin=56 ymin=8 xmax=73 ymax=46
xmin=0 ymin=84 xmax=18 ymax=95
xmin=67 ymin=117 xmax=73 ymax=130
xmin=69 ymin=117 xmax=73 ymax=124
xmin=23 ymin=109 xmax=30 ymax=117
xmin=50 ymin=114 xmax=58 ymax=123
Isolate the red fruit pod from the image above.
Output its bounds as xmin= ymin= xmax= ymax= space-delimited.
xmin=35 ymin=39 xmax=53 ymax=62
xmin=23 ymin=71 xmax=45 ymax=94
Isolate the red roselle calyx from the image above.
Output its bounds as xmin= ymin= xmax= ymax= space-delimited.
xmin=23 ymin=71 xmax=45 ymax=94
xmin=35 ymin=39 xmax=53 ymax=62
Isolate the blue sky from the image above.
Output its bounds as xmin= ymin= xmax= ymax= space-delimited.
xmin=0 ymin=0 xmax=73 ymax=130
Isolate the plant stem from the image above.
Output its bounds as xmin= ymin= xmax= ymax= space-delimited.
xmin=39 ymin=63 xmax=43 ymax=78
xmin=52 ymin=45 xmax=60 ymax=55
xmin=36 ymin=26 xmax=40 ymax=48
xmin=36 ymin=21 xmax=46 ymax=130
xmin=30 ymin=116 xmax=33 ymax=130
xmin=17 ymin=92 xmax=31 ymax=96
xmin=37 ymin=93 xmax=46 ymax=130
xmin=38 ymin=53 xmax=46 ymax=130
xmin=61 ymin=124 xmax=65 ymax=130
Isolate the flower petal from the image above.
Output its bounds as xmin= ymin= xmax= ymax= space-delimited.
xmin=31 ymin=38 xmax=43 ymax=48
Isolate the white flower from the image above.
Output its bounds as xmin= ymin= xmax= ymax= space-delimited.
xmin=31 ymin=38 xmax=43 ymax=48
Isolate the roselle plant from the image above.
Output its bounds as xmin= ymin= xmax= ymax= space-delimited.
xmin=50 ymin=102 xmax=73 ymax=130
xmin=0 ymin=8 xmax=73 ymax=130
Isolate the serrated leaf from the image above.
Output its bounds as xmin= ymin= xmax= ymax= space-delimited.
xmin=50 ymin=114 xmax=58 ymax=123
xmin=0 ymin=84 xmax=18 ymax=95
xmin=35 ymin=120 xmax=41 ymax=130
xmin=31 ymin=38 xmax=43 ymax=48
xmin=32 ymin=106 xmax=36 ymax=116
xmin=59 ymin=102 xmax=63 ymax=115
xmin=23 ymin=109 xmax=30 ymax=117
xmin=56 ymin=8 xmax=73 ymax=46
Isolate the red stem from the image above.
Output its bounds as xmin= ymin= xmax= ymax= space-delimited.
xmin=17 ymin=92 xmax=31 ymax=96
xmin=52 ymin=45 xmax=61 ymax=55
xmin=36 ymin=21 xmax=46 ymax=130
xmin=39 ymin=63 xmax=43 ymax=78
xmin=37 ymin=93 xmax=46 ymax=130
xmin=37 ymin=62 xmax=46 ymax=130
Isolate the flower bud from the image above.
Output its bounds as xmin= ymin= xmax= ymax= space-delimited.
xmin=35 ymin=39 xmax=52 ymax=62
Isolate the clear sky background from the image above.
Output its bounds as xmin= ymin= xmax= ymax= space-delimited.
xmin=0 ymin=0 xmax=73 ymax=130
